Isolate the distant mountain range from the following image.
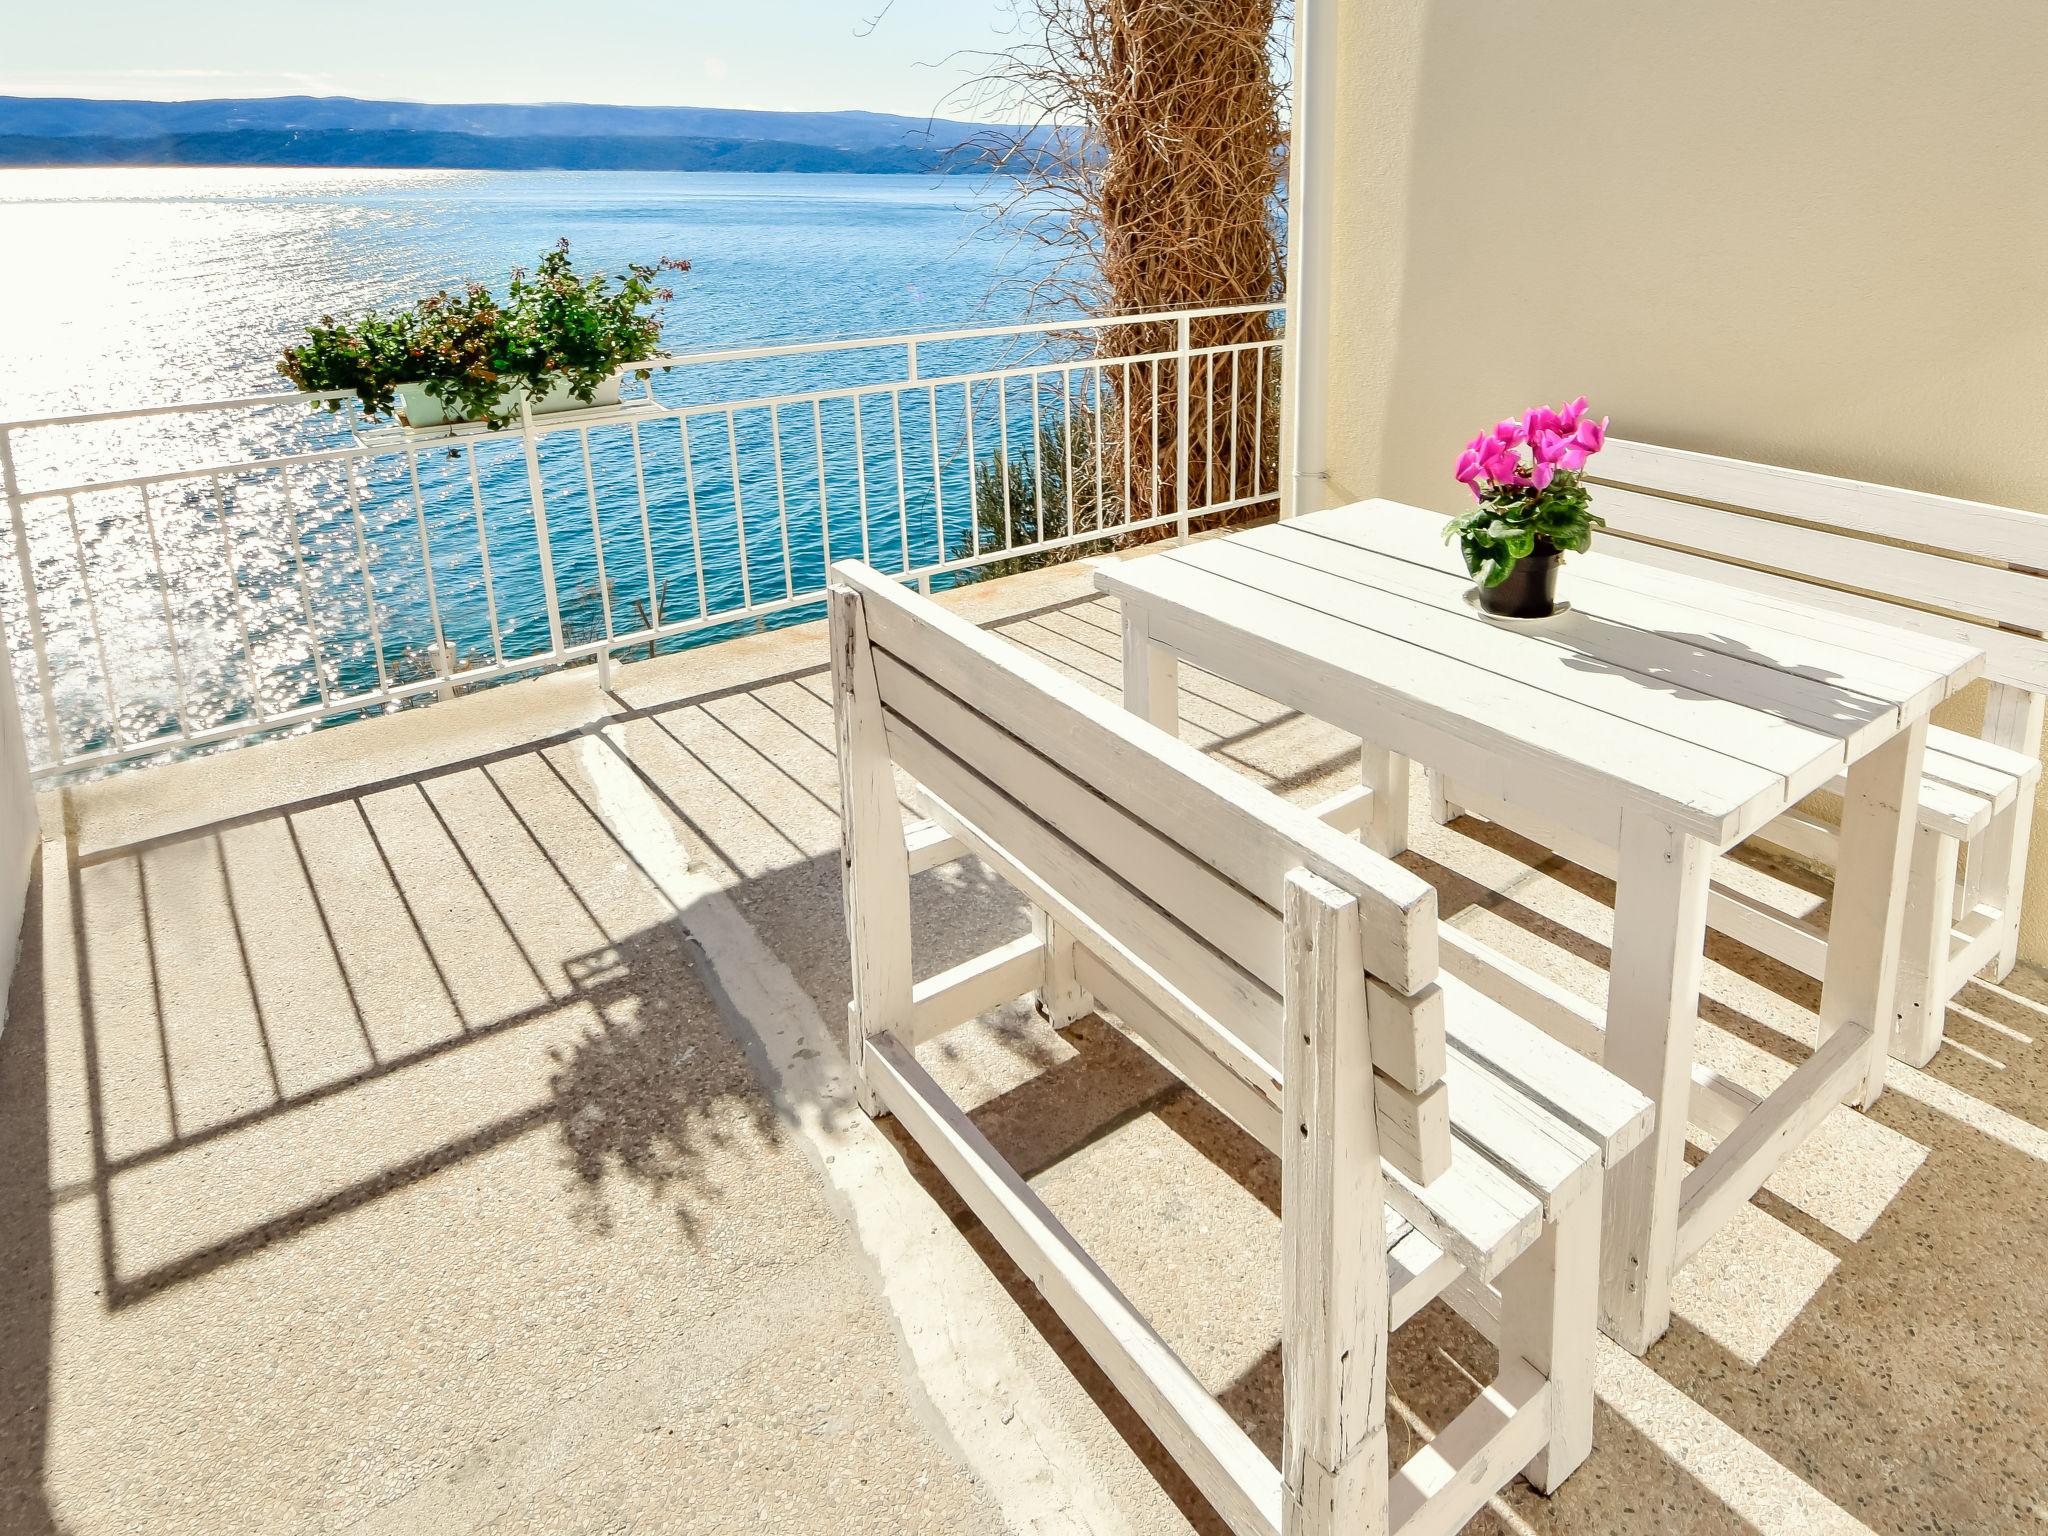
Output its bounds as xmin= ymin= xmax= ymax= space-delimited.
xmin=0 ymin=95 xmax=1043 ymax=174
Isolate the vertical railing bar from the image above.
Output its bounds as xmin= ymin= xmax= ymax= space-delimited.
xmin=890 ymin=390 xmax=910 ymax=574
xmin=770 ymin=403 xmax=795 ymax=599
xmin=1252 ymin=346 xmax=1266 ymax=497
xmin=62 ymin=492 xmax=124 ymax=749
xmin=963 ymin=382 xmax=979 ymax=558
xmin=1229 ymin=348 xmax=1241 ymax=505
xmin=1093 ymin=365 xmax=1106 ymax=533
xmin=726 ymin=407 xmax=754 ymax=608
xmin=1121 ymin=359 xmax=1134 ymax=528
xmin=852 ymin=392 xmax=872 ymax=566
xmin=211 ymin=471 xmax=267 ymax=722
xmin=579 ymin=425 xmax=615 ymax=682
xmin=137 ymin=481 xmax=196 ymax=739
xmin=629 ymin=419 xmax=658 ymax=632
xmin=341 ymin=456 xmax=391 ymax=696
xmin=278 ymin=465 xmax=332 ymax=706
xmin=518 ymin=397 xmax=565 ymax=657
xmin=465 ymin=446 xmax=505 ymax=666
xmin=679 ymin=415 xmax=710 ymax=620
xmin=1203 ymin=352 xmax=1216 ymax=513
xmin=997 ymin=374 xmax=1013 ymax=551
xmin=403 ymin=447 xmax=451 ymax=677
xmin=1149 ymin=357 xmax=1162 ymax=529
xmin=0 ymin=427 xmax=64 ymax=757
xmin=1060 ymin=366 xmax=1076 ymax=537
xmin=1175 ymin=313 xmax=1192 ymax=543
xmin=1029 ymin=369 xmax=1045 ymax=543
xmin=928 ymin=381 xmax=944 ymax=569
xmin=812 ymin=398 xmax=833 ymax=577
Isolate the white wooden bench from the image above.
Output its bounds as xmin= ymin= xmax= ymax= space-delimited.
xmin=830 ymin=560 xmax=1653 ymax=1536
xmin=1564 ymin=441 xmax=2044 ymax=1064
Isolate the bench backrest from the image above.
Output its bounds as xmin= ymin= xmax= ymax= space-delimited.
xmin=1589 ymin=439 xmax=2048 ymax=695
xmin=829 ymin=558 xmax=1449 ymax=1178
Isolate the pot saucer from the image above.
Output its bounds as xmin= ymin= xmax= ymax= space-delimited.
xmin=1462 ymin=589 xmax=1571 ymax=623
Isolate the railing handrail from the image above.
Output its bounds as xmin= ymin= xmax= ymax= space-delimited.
xmin=2 ymin=301 xmax=1286 ymax=783
xmin=0 ymin=300 xmax=1282 ymax=435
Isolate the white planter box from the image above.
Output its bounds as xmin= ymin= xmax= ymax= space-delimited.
xmin=393 ymin=373 xmax=626 ymax=429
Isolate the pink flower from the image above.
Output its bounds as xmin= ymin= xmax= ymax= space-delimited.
xmin=1481 ymin=444 xmax=1524 ymax=484
xmin=1494 ymin=418 xmax=1526 ymax=446
xmin=1558 ymin=442 xmax=1590 ymax=471
xmin=1530 ymin=460 xmax=1556 ymax=490
xmin=1525 ymin=405 xmax=1561 ymax=437
xmin=1557 ymin=396 xmax=1589 ymax=431
xmin=1573 ymin=414 xmax=1608 ymax=454
xmin=1455 ymin=447 xmax=1486 ymax=486
xmin=1532 ymin=428 xmax=1569 ymax=465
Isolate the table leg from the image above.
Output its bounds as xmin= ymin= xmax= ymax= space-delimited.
xmin=1598 ymin=809 xmax=1712 ymax=1355
xmin=1359 ymin=747 xmax=1410 ymax=857
xmin=1118 ymin=604 xmax=1180 ymax=736
xmin=1822 ymin=716 xmax=1928 ymax=1107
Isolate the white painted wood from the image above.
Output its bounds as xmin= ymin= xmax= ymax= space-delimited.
xmin=1360 ymin=747 xmax=1410 ymax=858
xmin=903 ymin=932 xmax=1047 ymax=1046
xmin=1384 ymin=1362 xmax=1549 ymax=1536
xmin=904 ymin=816 xmax=966 ymax=874
xmin=1099 ymin=553 xmax=1783 ymax=847
xmin=1592 ymin=534 xmax=2028 ymax=692
xmin=1241 ymin=520 xmax=1899 ymax=770
xmin=1386 ymin=1222 xmax=1462 ymax=1331
xmin=1119 ymin=600 xmax=1181 ymax=734
xmin=1891 ymin=825 xmax=1961 ymax=1067
xmin=1591 ymin=483 xmax=2048 ymax=633
xmin=1281 ymin=871 xmax=1391 ymax=1536
xmin=1437 ymin=1052 xmax=1599 ymax=1214
xmin=831 ymin=583 xmax=916 ymax=1115
xmin=1673 ymin=1024 xmax=1872 ymax=1267
xmin=1757 ymin=807 xmax=1840 ymax=867
xmin=1598 ymin=811 xmax=1712 ymax=1355
xmin=1438 ymin=972 xmax=1653 ymax=1165
xmin=852 ymin=563 xmax=1439 ymax=991
xmin=1498 ymin=1187 xmax=1599 ymax=1492
xmin=865 ymin=1033 xmax=1285 ymax=1536
xmin=1594 ymin=437 xmax=2048 ymax=570
xmin=1976 ymin=683 xmax=2045 ymax=980
xmin=1031 ymin=907 xmax=1092 ymax=1028
xmin=1307 ymin=781 xmax=1373 ymax=836
xmin=1424 ymin=767 xmax=1457 ymax=827
xmin=1363 ymin=978 xmax=1447 ymax=1094
xmin=1821 ymin=717 xmax=1927 ymax=1107
xmin=1294 ymin=504 xmax=1955 ymax=719
xmin=877 ymin=647 xmax=1284 ymax=1001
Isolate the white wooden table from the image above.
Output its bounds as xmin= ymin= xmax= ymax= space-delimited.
xmin=1095 ymin=501 xmax=1986 ymax=1353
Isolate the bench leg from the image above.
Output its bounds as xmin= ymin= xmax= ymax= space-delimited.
xmin=1281 ymin=873 xmax=1391 ymax=1536
xmin=1118 ymin=603 xmax=1180 ymax=736
xmin=1598 ymin=811 xmax=1711 ymax=1354
xmin=1423 ymin=767 xmax=1459 ymax=827
xmin=1978 ymin=684 xmax=2044 ymax=983
xmin=1891 ymin=824 xmax=1959 ymax=1067
xmin=1499 ymin=1184 xmax=1600 ymax=1494
xmin=1031 ymin=907 xmax=1092 ymax=1027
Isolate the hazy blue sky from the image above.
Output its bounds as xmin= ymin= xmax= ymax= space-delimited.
xmin=1 ymin=0 xmax=1025 ymax=117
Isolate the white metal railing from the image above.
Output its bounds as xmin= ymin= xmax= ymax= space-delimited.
xmin=1 ymin=303 xmax=1282 ymax=780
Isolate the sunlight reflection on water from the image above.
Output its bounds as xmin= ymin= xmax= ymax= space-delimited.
xmin=0 ymin=168 xmax=1058 ymax=772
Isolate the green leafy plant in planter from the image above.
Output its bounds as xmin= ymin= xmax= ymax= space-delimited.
xmin=1444 ymin=397 xmax=1609 ymax=617
xmin=279 ymin=241 xmax=689 ymax=429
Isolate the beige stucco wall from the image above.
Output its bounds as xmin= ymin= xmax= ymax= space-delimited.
xmin=1317 ymin=0 xmax=2048 ymax=964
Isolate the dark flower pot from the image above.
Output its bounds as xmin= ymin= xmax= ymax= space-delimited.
xmin=1480 ymin=537 xmax=1562 ymax=618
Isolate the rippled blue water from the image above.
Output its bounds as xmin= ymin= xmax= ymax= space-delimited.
xmin=0 ymin=169 xmax=1077 ymax=765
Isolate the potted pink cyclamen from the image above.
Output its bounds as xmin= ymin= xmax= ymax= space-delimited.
xmin=1445 ymin=397 xmax=1609 ymax=618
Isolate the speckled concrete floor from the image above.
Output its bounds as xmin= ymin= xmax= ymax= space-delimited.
xmin=3 ymin=553 xmax=2043 ymax=1534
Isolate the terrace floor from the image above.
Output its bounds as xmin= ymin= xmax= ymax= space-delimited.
xmin=3 ymin=550 xmax=2046 ymax=1535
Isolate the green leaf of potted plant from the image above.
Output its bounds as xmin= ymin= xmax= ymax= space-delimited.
xmin=1443 ymin=398 xmax=1609 ymax=618
xmin=278 ymin=240 xmax=689 ymax=430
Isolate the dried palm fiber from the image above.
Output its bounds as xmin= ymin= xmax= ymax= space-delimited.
xmin=966 ymin=0 xmax=1286 ymax=534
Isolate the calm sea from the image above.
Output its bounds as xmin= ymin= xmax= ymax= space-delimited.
xmin=0 ymin=169 xmax=1063 ymax=762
